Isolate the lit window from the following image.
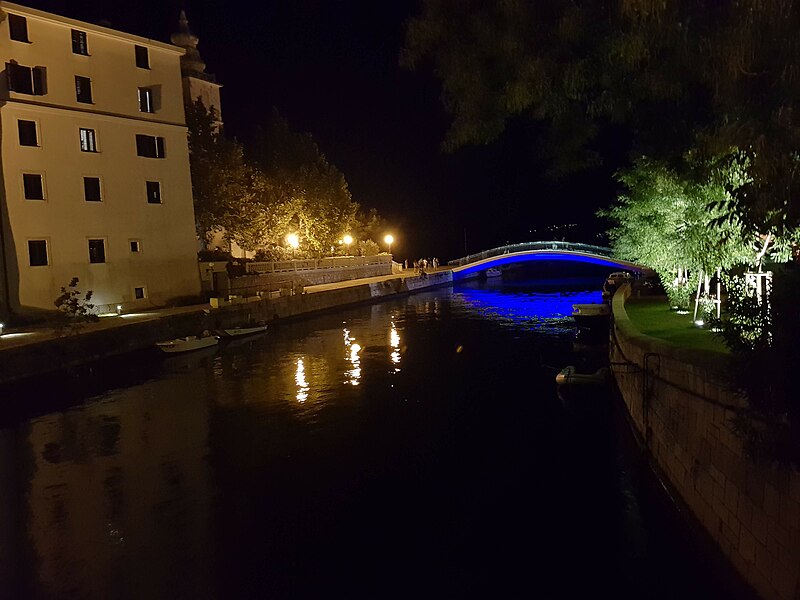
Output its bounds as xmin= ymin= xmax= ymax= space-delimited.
xmin=22 ymin=173 xmax=44 ymax=200
xmin=18 ymin=120 xmax=38 ymax=146
xmin=146 ymin=180 xmax=161 ymax=203
xmin=7 ymin=63 xmax=46 ymax=95
xmin=136 ymin=135 xmax=165 ymax=158
xmin=28 ymin=240 xmax=48 ymax=266
xmin=135 ymin=45 xmax=149 ymax=69
xmin=9 ymin=15 xmax=29 ymax=43
xmin=71 ymin=30 xmax=88 ymax=55
xmin=88 ymin=239 xmax=106 ymax=264
xmin=75 ymin=76 xmax=92 ymax=103
xmin=83 ymin=177 xmax=101 ymax=202
xmin=79 ymin=128 xmax=97 ymax=152
xmin=138 ymin=87 xmax=155 ymax=113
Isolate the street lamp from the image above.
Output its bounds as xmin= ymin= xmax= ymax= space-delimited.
xmin=287 ymin=233 xmax=299 ymax=259
xmin=343 ymin=234 xmax=353 ymax=255
xmin=384 ymin=234 xmax=394 ymax=255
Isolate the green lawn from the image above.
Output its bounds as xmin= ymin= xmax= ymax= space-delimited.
xmin=624 ymin=296 xmax=730 ymax=354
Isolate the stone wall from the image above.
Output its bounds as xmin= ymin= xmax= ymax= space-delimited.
xmin=611 ymin=285 xmax=800 ymax=600
xmin=226 ymin=264 xmax=394 ymax=295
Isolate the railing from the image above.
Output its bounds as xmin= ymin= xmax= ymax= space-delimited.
xmin=247 ymin=254 xmax=392 ymax=274
xmin=447 ymin=241 xmax=615 ymax=267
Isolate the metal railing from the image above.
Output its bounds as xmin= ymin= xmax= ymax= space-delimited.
xmin=447 ymin=241 xmax=615 ymax=267
xmin=247 ymin=254 xmax=392 ymax=274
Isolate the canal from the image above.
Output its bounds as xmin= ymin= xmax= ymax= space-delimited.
xmin=0 ymin=277 xmax=750 ymax=599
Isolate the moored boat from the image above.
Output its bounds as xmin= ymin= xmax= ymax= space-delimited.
xmin=221 ymin=324 xmax=269 ymax=338
xmin=156 ymin=335 xmax=219 ymax=354
xmin=572 ymin=302 xmax=610 ymax=328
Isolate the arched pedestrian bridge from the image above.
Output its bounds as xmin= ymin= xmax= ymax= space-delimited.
xmin=448 ymin=241 xmax=650 ymax=281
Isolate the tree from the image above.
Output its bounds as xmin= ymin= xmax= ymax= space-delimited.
xmin=186 ymin=100 xmax=266 ymax=250
xmin=249 ymin=109 xmax=358 ymax=257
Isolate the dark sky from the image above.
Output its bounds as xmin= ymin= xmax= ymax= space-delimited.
xmin=22 ymin=0 xmax=621 ymax=260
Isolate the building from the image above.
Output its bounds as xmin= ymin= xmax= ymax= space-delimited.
xmin=0 ymin=2 xmax=202 ymax=317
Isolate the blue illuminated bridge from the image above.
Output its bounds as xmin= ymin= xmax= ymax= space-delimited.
xmin=447 ymin=241 xmax=651 ymax=281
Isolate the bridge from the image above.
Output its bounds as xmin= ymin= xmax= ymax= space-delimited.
xmin=447 ymin=241 xmax=649 ymax=280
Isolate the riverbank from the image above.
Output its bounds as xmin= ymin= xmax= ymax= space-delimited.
xmin=611 ymin=283 xmax=799 ymax=600
xmin=0 ymin=270 xmax=452 ymax=385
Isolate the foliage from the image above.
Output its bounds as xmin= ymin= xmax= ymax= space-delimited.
xmin=353 ymin=239 xmax=381 ymax=257
xmin=248 ymin=109 xmax=358 ymax=257
xmin=186 ymin=100 xmax=265 ymax=250
xmin=53 ymin=277 xmax=99 ymax=334
xmin=403 ymin=0 xmax=800 ymax=230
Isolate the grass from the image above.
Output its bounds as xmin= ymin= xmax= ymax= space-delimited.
xmin=624 ymin=296 xmax=730 ymax=355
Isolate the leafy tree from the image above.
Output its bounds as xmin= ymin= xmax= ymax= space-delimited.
xmin=186 ymin=100 xmax=266 ymax=250
xmin=249 ymin=109 xmax=357 ymax=257
xmin=53 ymin=277 xmax=99 ymax=334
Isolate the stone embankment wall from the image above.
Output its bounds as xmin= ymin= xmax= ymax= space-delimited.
xmin=611 ymin=285 xmax=800 ymax=600
xmin=222 ymin=264 xmax=395 ymax=296
xmin=0 ymin=272 xmax=452 ymax=385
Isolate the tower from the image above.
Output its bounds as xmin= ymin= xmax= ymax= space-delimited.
xmin=171 ymin=10 xmax=222 ymax=127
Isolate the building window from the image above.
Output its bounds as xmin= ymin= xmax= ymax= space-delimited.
xmin=88 ymin=239 xmax=106 ymax=264
xmin=18 ymin=120 xmax=38 ymax=146
xmin=28 ymin=240 xmax=48 ymax=266
xmin=71 ymin=30 xmax=88 ymax=55
xmin=136 ymin=135 xmax=165 ymax=159
xmin=80 ymin=128 xmax=97 ymax=152
xmin=138 ymin=87 xmax=155 ymax=113
xmin=135 ymin=45 xmax=149 ymax=69
xmin=146 ymin=180 xmax=162 ymax=203
xmin=7 ymin=63 xmax=46 ymax=95
xmin=75 ymin=76 xmax=92 ymax=103
xmin=134 ymin=286 xmax=146 ymax=299
xmin=23 ymin=173 xmax=44 ymax=200
xmin=9 ymin=15 xmax=29 ymax=43
xmin=83 ymin=177 xmax=102 ymax=202
xmin=130 ymin=240 xmax=141 ymax=253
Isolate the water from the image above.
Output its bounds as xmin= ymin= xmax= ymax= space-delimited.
xmin=0 ymin=279 xmax=749 ymax=599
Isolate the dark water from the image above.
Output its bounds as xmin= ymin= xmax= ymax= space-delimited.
xmin=0 ymin=280 xmax=748 ymax=599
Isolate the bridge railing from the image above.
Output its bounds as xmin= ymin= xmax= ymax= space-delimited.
xmin=447 ymin=241 xmax=615 ymax=267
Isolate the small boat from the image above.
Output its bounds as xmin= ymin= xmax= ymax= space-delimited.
xmin=485 ymin=267 xmax=502 ymax=278
xmin=221 ymin=324 xmax=268 ymax=338
xmin=572 ymin=303 xmax=610 ymax=328
xmin=156 ymin=335 xmax=219 ymax=354
xmin=555 ymin=365 xmax=610 ymax=386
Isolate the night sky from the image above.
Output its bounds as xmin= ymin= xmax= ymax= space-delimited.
xmin=20 ymin=0 xmax=623 ymax=260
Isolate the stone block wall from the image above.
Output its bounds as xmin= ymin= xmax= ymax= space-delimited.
xmin=611 ymin=285 xmax=800 ymax=600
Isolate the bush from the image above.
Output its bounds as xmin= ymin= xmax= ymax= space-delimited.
xmin=53 ymin=277 xmax=99 ymax=334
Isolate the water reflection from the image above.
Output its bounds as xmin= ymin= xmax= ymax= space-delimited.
xmin=342 ymin=327 xmax=362 ymax=386
xmin=295 ymin=358 xmax=309 ymax=402
xmin=390 ymin=321 xmax=401 ymax=372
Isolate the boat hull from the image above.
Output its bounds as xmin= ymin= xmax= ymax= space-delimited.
xmin=222 ymin=325 xmax=269 ymax=337
xmin=156 ymin=336 xmax=219 ymax=354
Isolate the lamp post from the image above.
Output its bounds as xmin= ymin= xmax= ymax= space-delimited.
xmin=384 ymin=234 xmax=394 ymax=256
xmin=343 ymin=234 xmax=353 ymax=255
xmin=286 ymin=233 xmax=299 ymax=260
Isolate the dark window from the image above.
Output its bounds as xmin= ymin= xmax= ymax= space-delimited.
xmin=138 ymin=87 xmax=154 ymax=113
xmin=146 ymin=180 xmax=161 ymax=203
xmin=136 ymin=135 xmax=165 ymax=158
xmin=71 ymin=30 xmax=88 ymax=55
xmin=79 ymin=128 xmax=97 ymax=152
xmin=28 ymin=240 xmax=48 ymax=266
xmin=134 ymin=286 xmax=145 ymax=299
xmin=7 ymin=63 xmax=46 ymax=95
xmin=18 ymin=120 xmax=37 ymax=146
xmin=134 ymin=45 xmax=149 ymax=69
xmin=23 ymin=173 xmax=44 ymax=200
xmin=88 ymin=239 xmax=106 ymax=264
xmin=83 ymin=177 xmax=101 ymax=202
xmin=130 ymin=240 xmax=140 ymax=253
xmin=9 ymin=15 xmax=29 ymax=42
xmin=75 ymin=76 xmax=92 ymax=103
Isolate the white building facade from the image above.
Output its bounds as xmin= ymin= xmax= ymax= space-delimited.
xmin=0 ymin=2 xmax=201 ymax=316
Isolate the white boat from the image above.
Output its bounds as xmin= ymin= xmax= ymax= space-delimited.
xmin=555 ymin=366 xmax=610 ymax=386
xmin=221 ymin=324 xmax=269 ymax=337
xmin=156 ymin=335 xmax=219 ymax=354
xmin=572 ymin=303 xmax=610 ymax=327
xmin=485 ymin=267 xmax=502 ymax=278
